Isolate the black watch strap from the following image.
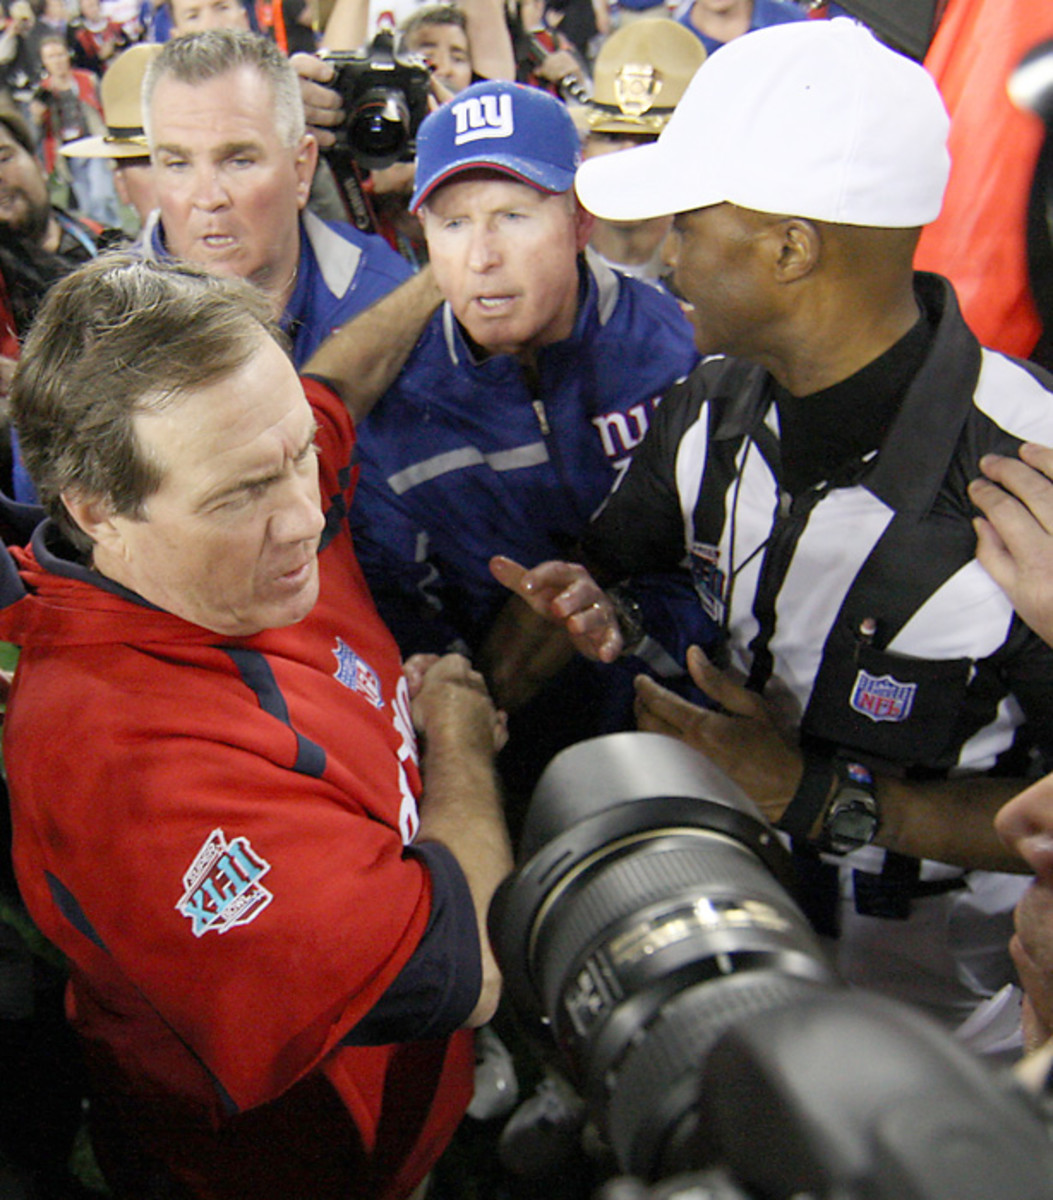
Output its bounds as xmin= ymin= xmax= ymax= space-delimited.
xmin=777 ymin=753 xmax=837 ymax=840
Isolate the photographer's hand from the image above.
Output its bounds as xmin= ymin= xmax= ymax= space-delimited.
xmin=428 ymin=73 xmax=455 ymax=109
xmin=291 ymin=53 xmax=343 ymax=149
xmin=634 ymin=645 xmax=803 ymax=823
xmin=368 ymin=160 xmax=415 ymax=197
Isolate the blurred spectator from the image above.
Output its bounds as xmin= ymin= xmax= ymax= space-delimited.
xmin=914 ymin=0 xmax=1053 ymax=360
xmin=32 ymin=33 xmax=123 ymax=226
xmin=401 ymin=4 xmax=474 ymax=91
xmin=100 ymin=0 xmax=144 ymax=42
xmin=29 ymin=0 xmax=80 ymax=63
xmin=168 ymin=0 xmax=252 ymax=34
xmin=675 ymin=0 xmax=806 ymax=54
xmin=61 ymin=41 xmax=161 ymax=227
xmin=0 ymin=2 xmax=42 ymax=123
xmin=0 ymin=109 xmax=113 ymax=261
xmin=0 ymin=106 xmax=118 ymax=502
xmin=576 ymin=16 xmax=705 ymax=281
xmin=320 ymin=0 xmax=513 ymax=81
xmin=0 ymin=108 xmax=116 ymax=260
xmin=70 ymin=0 xmax=129 ymax=74
xmin=0 ymin=224 xmax=70 ymax=486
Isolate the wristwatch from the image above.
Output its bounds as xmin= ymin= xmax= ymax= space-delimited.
xmin=820 ymin=761 xmax=880 ymax=854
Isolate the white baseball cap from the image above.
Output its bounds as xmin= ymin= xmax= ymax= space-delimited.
xmin=575 ymin=18 xmax=951 ymax=227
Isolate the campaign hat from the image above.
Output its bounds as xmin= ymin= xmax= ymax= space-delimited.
xmin=583 ymin=18 xmax=706 ymax=138
xmin=61 ymin=43 xmax=161 ymax=160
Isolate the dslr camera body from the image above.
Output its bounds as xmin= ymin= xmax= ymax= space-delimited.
xmin=320 ymin=31 xmax=430 ymax=171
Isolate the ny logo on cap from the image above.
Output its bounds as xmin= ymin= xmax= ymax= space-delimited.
xmin=453 ymin=93 xmax=514 ymax=145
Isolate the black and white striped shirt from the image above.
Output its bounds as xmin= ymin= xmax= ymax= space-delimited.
xmin=586 ymin=273 xmax=1053 ymax=781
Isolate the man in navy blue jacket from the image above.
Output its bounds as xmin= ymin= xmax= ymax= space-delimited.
xmin=315 ymin=80 xmax=706 ymax=795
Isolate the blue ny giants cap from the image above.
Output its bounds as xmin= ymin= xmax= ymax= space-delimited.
xmin=409 ymin=80 xmax=582 ymax=213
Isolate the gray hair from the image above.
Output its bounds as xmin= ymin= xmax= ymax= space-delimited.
xmin=142 ymin=29 xmax=306 ymax=149
xmin=12 ymin=253 xmax=283 ymax=554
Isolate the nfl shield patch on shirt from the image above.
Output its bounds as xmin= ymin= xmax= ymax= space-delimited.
xmin=332 ymin=637 xmax=383 ymax=708
xmin=850 ymin=669 xmax=917 ymax=723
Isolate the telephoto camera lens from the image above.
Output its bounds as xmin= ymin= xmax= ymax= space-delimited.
xmin=488 ymin=732 xmax=839 ymax=1182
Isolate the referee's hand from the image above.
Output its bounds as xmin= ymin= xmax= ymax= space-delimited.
xmin=489 ymin=555 xmax=623 ymax=664
xmin=634 ymin=645 xmax=804 ymax=825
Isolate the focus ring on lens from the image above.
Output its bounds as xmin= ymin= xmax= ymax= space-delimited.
xmin=607 ymin=970 xmax=828 ymax=1180
xmin=535 ymin=830 xmax=809 ymax=1017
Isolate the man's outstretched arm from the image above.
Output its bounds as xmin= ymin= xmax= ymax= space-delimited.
xmin=305 ymin=266 xmax=444 ymax=424
xmin=481 ymin=554 xmax=625 ymax=710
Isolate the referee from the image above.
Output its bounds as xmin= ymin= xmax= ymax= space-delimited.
xmin=490 ymin=18 xmax=1053 ymax=1050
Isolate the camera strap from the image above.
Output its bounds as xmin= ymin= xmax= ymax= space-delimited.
xmin=853 ymin=853 xmax=966 ymax=920
xmin=790 ymin=845 xmax=967 ymax=937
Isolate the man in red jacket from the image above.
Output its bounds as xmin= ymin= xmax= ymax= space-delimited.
xmin=1 ymin=254 xmax=512 ymax=1199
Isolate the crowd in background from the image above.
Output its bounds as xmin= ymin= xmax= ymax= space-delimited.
xmin=0 ymin=0 xmax=816 ymax=235
xmin=2 ymin=3 xmax=1053 ymax=1199
xmin=0 ymin=0 xmax=1049 ymax=363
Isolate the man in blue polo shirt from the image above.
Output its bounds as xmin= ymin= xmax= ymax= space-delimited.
xmin=141 ymin=28 xmax=411 ymax=368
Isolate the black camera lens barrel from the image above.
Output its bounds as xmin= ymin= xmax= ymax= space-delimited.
xmin=490 ymin=733 xmax=1053 ymax=1195
xmin=518 ymin=732 xmax=774 ymax=860
xmin=489 ymin=733 xmax=840 ymax=1180
xmin=347 ymin=89 xmax=414 ymax=166
xmin=522 ymin=821 xmax=836 ymax=1178
xmin=607 ymin=969 xmax=829 ymax=1179
xmin=490 ymin=793 xmax=803 ymax=1029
